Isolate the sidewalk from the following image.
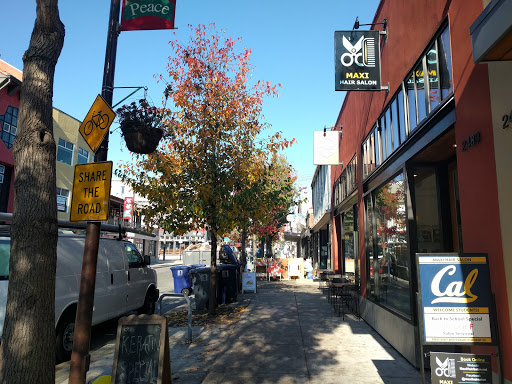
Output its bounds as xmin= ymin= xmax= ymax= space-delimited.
xmin=55 ymin=279 xmax=424 ymax=384
xmin=151 ymin=255 xmax=184 ymax=269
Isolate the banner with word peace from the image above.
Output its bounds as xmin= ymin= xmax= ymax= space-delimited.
xmin=121 ymin=0 xmax=176 ymax=31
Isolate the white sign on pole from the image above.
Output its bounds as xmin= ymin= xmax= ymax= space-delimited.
xmin=313 ymin=131 xmax=341 ymax=165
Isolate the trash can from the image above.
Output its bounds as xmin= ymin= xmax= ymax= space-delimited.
xmin=217 ymin=264 xmax=238 ymax=304
xmin=189 ymin=264 xmax=206 ymax=289
xmin=190 ymin=267 xmax=210 ymax=310
xmin=170 ymin=266 xmax=192 ymax=295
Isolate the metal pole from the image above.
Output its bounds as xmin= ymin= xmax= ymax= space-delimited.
xmin=68 ymin=0 xmax=120 ymax=383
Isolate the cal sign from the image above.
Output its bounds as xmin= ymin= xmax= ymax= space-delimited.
xmin=334 ymin=30 xmax=382 ymax=91
xmin=417 ymin=253 xmax=494 ymax=345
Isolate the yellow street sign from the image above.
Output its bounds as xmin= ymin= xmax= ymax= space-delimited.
xmin=70 ymin=161 xmax=113 ymax=222
xmin=79 ymin=95 xmax=116 ymax=153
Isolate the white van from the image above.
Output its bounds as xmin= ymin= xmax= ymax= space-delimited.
xmin=0 ymin=232 xmax=159 ymax=362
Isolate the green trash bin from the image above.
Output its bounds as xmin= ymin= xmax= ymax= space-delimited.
xmin=190 ymin=267 xmax=210 ymax=310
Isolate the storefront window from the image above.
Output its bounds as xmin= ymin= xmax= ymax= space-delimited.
xmin=365 ymin=195 xmax=375 ymax=296
xmin=380 ymin=118 xmax=387 ymax=160
xmin=385 ymin=108 xmax=392 ymax=156
xmin=439 ymin=27 xmax=453 ymax=99
xmin=397 ymin=90 xmax=407 ymax=143
xmin=391 ymin=99 xmax=400 ymax=150
xmin=415 ymin=62 xmax=427 ymax=123
xmin=373 ymin=127 xmax=380 ymax=166
xmin=427 ymin=43 xmax=440 ymax=112
xmin=343 ymin=208 xmax=355 ymax=274
xmin=414 ymin=167 xmax=443 ymax=253
xmin=407 ymin=73 xmax=418 ymax=132
xmin=369 ymin=173 xmax=410 ymax=316
xmin=320 ymin=229 xmax=328 ymax=269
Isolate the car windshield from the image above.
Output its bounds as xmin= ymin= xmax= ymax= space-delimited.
xmin=0 ymin=238 xmax=10 ymax=279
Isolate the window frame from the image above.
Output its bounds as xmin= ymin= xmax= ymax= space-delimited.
xmin=77 ymin=147 xmax=90 ymax=164
xmin=364 ymin=170 xmax=412 ymax=320
xmin=56 ymin=187 xmax=70 ymax=212
xmin=57 ymin=138 xmax=74 ymax=165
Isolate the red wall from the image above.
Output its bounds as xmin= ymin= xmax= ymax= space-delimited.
xmin=332 ymin=0 xmax=511 ymax=378
xmin=0 ymin=88 xmax=17 ymax=213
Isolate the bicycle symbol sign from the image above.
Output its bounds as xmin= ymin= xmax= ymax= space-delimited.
xmin=79 ymin=94 xmax=116 ymax=153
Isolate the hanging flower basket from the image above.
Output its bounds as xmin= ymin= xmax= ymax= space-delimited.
xmin=116 ymin=99 xmax=163 ymax=154
xmin=121 ymin=122 xmax=163 ymax=154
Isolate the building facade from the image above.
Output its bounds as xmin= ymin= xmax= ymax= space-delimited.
xmin=330 ymin=0 xmax=511 ymax=381
xmin=0 ymin=59 xmax=21 ymax=213
xmin=311 ymin=164 xmax=331 ymax=271
xmin=53 ymin=108 xmax=93 ymax=220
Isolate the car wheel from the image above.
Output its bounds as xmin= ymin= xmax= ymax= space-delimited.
xmin=56 ymin=310 xmax=75 ymax=363
xmin=138 ymin=291 xmax=156 ymax=315
xmin=181 ymin=288 xmax=191 ymax=296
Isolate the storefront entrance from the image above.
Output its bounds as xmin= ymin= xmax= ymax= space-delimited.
xmin=410 ymin=128 xmax=461 ymax=255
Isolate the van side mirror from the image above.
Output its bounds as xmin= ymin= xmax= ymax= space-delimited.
xmin=143 ymin=255 xmax=151 ymax=266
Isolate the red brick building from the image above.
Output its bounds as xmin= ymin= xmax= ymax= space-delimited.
xmin=330 ymin=0 xmax=512 ymax=381
xmin=0 ymin=60 xmax=21 ymax=213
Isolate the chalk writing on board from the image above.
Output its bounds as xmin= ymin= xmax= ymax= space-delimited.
xmin=115 ymin=324 xmax=161 ymax=384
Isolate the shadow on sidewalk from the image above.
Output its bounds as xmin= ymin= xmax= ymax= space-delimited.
xmin=168 ymin=279 xmax=424 ymax=384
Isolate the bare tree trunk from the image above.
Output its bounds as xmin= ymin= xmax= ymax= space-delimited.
xmin=0 ymin=1 xmax=64 ymax=383
xmin=208 ymin=233 xmax=217 ymax=315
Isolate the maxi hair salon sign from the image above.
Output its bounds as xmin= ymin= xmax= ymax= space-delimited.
xmin=417 ymin=253 xmax=494 ymax=345
xmin=334 ymin=30 xmax=381 ymax=91
xmin=121 ymin=0 xmax=176 ymax=31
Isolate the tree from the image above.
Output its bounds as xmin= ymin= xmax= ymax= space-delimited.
xmin=251 ymin=154 xmax=302 ymax=255
xmin=0 ymin=1 xmax=64 ymax=383
xmin=117 ymin=24 xmax=288 ymax=314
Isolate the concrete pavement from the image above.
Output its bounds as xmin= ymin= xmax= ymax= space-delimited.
xmin=55 ymin=279 xmax=425 ymax=383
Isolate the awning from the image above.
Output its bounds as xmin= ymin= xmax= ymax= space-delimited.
xmin=311 ymin=211 xmax=330 ymax=232
xmin=470 ymin=0 xmax=512 ymax=62
xmin=283 ymin=232 xmax=301 ymax=242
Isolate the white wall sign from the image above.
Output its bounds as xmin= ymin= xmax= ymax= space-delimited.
xmin=314 ymin=131 xmax=341 ymax=165
xmin=242 ymin=272 xmax=257 ymax=293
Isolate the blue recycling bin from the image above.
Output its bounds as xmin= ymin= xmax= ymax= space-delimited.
xmin=170 ymin=266 xmax=192 ymax=295
xmin=189 ymin=264 xmax=206 ymax=289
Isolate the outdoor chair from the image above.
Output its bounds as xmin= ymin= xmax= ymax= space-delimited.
xmin=318 ymin=272 xmax=329 ymax=293
xmin=333 ymin=281 xmax=359 ymax=320
xmin=329 ymin=277 xmax=347 ymax=307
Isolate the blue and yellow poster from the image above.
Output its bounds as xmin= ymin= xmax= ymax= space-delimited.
xmin=417 ymin=254 xmax=493 ymax=344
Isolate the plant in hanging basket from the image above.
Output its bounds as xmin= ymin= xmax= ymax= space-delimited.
xmin=116 ymin=99 xmax=163 ymax=154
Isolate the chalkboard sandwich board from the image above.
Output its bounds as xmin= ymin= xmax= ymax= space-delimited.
xmin=111 ymin=314 xmax=171 ymax=384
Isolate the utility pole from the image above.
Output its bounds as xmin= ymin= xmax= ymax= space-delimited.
xmin=68 ymin=0 xmax=120 ymax=382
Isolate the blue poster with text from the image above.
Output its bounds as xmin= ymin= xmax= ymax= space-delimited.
xmin=417 ymin=254 xmax=493 ymax=344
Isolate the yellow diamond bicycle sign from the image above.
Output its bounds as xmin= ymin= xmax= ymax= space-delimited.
xmin=79 ymin=94 xmax=116 ymax=153
xmin=70 ymin=161 xmax=113 ymax=222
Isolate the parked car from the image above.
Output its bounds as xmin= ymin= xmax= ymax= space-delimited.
xmin=0 ymin=231 xmax=159 ymax=363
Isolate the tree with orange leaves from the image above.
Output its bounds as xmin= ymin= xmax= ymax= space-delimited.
xmin=116 ymin=24 xmax=292 ymax=314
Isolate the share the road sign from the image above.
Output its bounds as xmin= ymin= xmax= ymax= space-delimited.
xmin=70 ymin=161 xmax=113 ymax=222
xmin=79 ymin=95 xmax=116 ymax=153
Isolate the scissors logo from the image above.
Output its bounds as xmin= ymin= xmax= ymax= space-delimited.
xmin=340 ymin=35 xmax=376 ymax=68
xmin=435 ymin=357 xmax=456 ymax=378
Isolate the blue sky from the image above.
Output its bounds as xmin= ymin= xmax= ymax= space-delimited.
xmin=1 ymin=0 xmax=380 ymax=204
